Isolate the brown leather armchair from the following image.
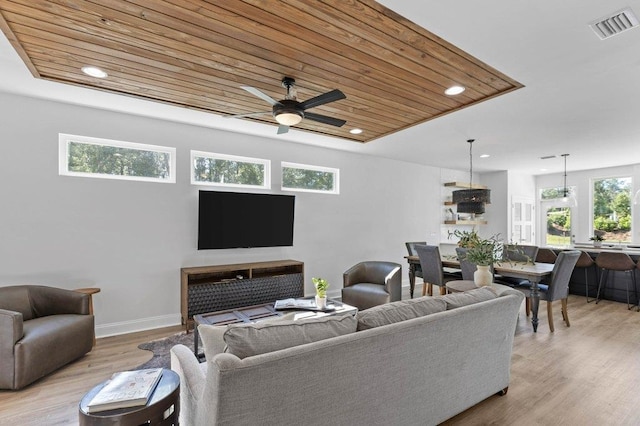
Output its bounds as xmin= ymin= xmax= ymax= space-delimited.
xmin=0 ymin=285 xmax=95 ymax=389
xmin=342 ymin=261 xmax=402 ymax=310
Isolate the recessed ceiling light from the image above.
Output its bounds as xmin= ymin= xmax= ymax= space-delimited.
xmin=81 ymin=66 xmax=107 ymax=78
xmin=540 ymin=168 xmax=548 ymax=172
xmin=444 ymin=85 xmax=465 ymax=96
xmin=350 ymin=128 xmax=363 ymax=134
xmin=479 ymin=154 xmax=490 ymax=158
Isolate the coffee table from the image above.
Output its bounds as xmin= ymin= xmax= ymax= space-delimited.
xmin=192 ymin=298 xmax=357 ymax=358
xmin=79 ymin=368 xmax=179 ymax=426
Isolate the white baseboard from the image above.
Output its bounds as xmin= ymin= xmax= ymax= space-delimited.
xmin=96 ymin=313 xmax=182 ymax=338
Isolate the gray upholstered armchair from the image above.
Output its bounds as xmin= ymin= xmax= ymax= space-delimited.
xmin=342 ymin=261 xmax=402 ymax=310
xmin=0 ymin=285 xmax=95 ymax=389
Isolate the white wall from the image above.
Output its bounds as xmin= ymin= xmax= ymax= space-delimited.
xmin=536 ymin=164 xmax=640 ymax=245
xmin=0 ymin=92 xmax=449 ymax=336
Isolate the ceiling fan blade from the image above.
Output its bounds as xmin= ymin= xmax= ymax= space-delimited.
xmin=304 ymin=112 xmax=346 ymax=127
xmin=300 ymin=89 xmax=346 ymax=110
xmin=241 ymin=86 xmax=281 ymax=106
xmin=277 ymin=124 xmax=290 ymax=134
xmin=225 ymin=111 xmax=271 ymax=119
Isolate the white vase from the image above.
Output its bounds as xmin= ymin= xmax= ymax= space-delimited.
xmin=474 ymin=265 xmax=493 ymax=286
xmin=315 ymin=295 xmax=327 ymax=309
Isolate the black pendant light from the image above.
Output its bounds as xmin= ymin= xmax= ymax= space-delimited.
xmin=452 ymin=139 xmax=491 ymax=215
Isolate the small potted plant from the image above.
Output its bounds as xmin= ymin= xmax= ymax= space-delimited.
xmin=459 ymin=234 xmax=503 ymax=286
xmin=449 ymin=228 xmax=482 ymax=248
xmin=590 ymin=233 xmax=604 ymax=247
xmin=312 ymin=277 xmax=329 ymax=309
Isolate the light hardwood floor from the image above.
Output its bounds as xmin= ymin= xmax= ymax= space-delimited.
xmin=2 ymin=295 xmax=640 ymax=425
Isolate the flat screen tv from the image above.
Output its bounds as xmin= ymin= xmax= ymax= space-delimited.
xmin=198 ymin=190 xmax=295 ymax=249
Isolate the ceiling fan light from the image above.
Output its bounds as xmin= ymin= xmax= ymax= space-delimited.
xmin=275 ymin=112 xmax=303 ymax=126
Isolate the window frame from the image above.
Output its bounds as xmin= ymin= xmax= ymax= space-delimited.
xmin=590 ymin=175 xmax=632 ymax=243
xmin=58 ymin=133 xmax=176 ymax=183
xmin=190 ymin=150 xmax=271 ymax=189
xmin=281 ymin=161 xmax=340 ymax=194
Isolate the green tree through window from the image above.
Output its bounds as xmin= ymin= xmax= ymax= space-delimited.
xmin=68 ymin=142 xmax=171 ymax=178
xmin=191 ymin=151 xmax=268 ymax=188
xmin=593 ymin=177 xmax=631 ymax=242
xmin=281 ymin=162 xmax=339 ymax=194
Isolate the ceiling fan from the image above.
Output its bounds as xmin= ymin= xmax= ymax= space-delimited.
xmin=229 ymin=77 xmax=347 ymax=134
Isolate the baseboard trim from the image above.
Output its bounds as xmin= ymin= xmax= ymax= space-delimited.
xmin=96 ymin=313 xmax=182 ymax=338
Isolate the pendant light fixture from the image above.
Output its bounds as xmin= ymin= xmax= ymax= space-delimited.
xmin=558 ymin=154 xmax=577 ymax=207
xmin=452 ymin=139 xmax=491 ymax=215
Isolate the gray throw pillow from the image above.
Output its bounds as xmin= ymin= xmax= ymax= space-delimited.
xmin=439 ymin=286 xmax=498 ymax=309
xmin=356 ymin=297 xmax=447 ymax=331
xmin=222 ymin=314 xmax=357 ymax=359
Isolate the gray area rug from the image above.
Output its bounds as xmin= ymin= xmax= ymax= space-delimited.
xmin=137 ymin=331 xmax=202 ymax=370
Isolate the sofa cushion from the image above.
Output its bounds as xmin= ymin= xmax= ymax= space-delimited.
xmin=439 ymin=286 xmax=498 ymax=309
xmin=356 ymin=296 xmax=447 ymax=331
xmin=221 ymin=314 xmax=357 ymax=359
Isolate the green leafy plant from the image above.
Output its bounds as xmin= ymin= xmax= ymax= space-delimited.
xmin=589 ymin=234 xmax=604 ymax=242
xmin=460 ymin=234 xmax=503 ymax=266
xmin=312 ymin=277 xmax=329 ymax=298
xmin=449 ymin=228 xmax=482 ymax=248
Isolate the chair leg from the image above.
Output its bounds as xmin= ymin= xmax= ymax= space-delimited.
xmin=561 ymin=298 xmax=570 ymax=327
xmin=422 ymin=282 xmax=433 ymax=297
xmin=595 ymin=269 xmax=608 ymax=304
xmin=525 ymin=297 xmax=530 ymax=317
xmin=585 ymin=268 xmax=592 ymax=303
xmin=439 ymin=285 xmax=447 ymax=296
xmin=547 ymin=301 xmax=554 ymax=332
xmin=626 ymin=270 xmax=632 ymax=310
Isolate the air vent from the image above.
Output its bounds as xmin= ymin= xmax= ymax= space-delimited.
xmin=589 ymin=8 xmax=639 ymax=40
xmin=540 ymin=155 xmax=556 ymax=160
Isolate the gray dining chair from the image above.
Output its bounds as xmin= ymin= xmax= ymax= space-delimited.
xmin=495 ymin=244 xmax=539 ymax=287
xmin=405 ymin=241 xmax=426 ymax=280
xmin=415 ymin=245 xmax=452 ymax=296
xmin=516 ymin=250 xmax=580 ymax=332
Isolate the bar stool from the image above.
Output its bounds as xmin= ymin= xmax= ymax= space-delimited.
xmin=574 ymin=251 xmax=596 ymax=303
xmin=535 ymin=248 xmax=557 ymax=264
xmin=595 ymin=252 xmax=637 ymax=309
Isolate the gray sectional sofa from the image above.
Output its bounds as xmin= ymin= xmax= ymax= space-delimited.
xmin=171 ymin=284 xmax=524 ymax=426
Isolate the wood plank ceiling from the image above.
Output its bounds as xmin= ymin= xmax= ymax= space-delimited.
xmin=0 ymin=0 xmax=523 ymax=142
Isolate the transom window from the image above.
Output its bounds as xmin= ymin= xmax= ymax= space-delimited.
xmin=281 ymin=162 xmax=339 ymax=194
xmin=191 ymin=151 xmax=270 ymax=189
xmin=59 ymin=134 xmax=175 ymax=183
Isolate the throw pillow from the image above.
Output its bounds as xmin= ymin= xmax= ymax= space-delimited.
xmin=439 ymin=286 xmax=498 ymax=309
xmin=222 ymin=314 xmax=357 ymax=359
xmin=198 ymin=312 xmax=299 ymax=359
xmin=356 ymin=297 xmax=447 ymax=331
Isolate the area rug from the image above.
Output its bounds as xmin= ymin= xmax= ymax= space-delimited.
xmin=136 ymin=331 xmax=203 ymax=370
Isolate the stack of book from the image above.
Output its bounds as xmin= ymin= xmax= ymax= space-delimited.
xmin=86 ymin=368 xmax=163 ymax=413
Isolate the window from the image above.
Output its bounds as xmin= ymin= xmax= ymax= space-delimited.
xmin=191 ymin=151 xmax=270 ymax=189
xmin=281 ymin=162 xmax=339 ymax=194
xmin=540 ymin=186 xmax=576 ymax=247
xmin=59 ymin=134 xmax=175 ymax=183
xmin=593 ymin=177 xmax=631 ymax=243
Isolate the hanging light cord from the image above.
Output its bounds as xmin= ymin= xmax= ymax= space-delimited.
xmin=468 ymin=139 xmax=474 ymax=187
xmin=562 ymin=154 xmax=569 ymax=197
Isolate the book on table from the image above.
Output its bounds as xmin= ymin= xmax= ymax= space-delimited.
xmin=274 ymin=298 xmax=316 ymax=310
xmin=86 ymin=368 xmax=163 ymax=413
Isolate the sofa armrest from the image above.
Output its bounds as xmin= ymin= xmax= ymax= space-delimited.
xmin=0 ymin=309 xmax=23 ymax=389
xmin=30 ymin=286 xmax=89 ymax=317
xmin=171 ymin=344 xmax=206 ymax=426
xmin=0 ymin=308 xmax=23 ymax=345
xmin=343 ymin=263 xmax=366 ymax=288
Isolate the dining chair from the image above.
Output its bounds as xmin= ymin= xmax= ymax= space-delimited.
xmin=405 ymin=241 xmax=426 ymax=280
xmin=415 ymin=245 xmax=449 ymax=296
xmin=574 ymin=251 xmax=596 ymax=303
xmin=516 ymin=250 xmax=580 ymax=332
xmin=496 ymin=244 xmax=539 ymax=286
xmin=535 ymin=248 xmax=558 ymax=264
xmin=595 ymin=252 xmax=637 ymax=310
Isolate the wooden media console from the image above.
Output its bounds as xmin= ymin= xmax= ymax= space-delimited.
xmin=180 ymin=259 xmax=304 ymax=331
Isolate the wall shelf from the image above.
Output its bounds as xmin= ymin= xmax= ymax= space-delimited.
xmin=444 ymin=220 xmax=488 ymax=225
xmin=444 ymin=181 xmax=488 ymax=189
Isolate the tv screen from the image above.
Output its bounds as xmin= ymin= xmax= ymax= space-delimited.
xmin=198 ymin=191 xmax=295 ymax=249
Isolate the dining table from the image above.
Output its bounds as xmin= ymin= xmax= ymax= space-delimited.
xmin=405 ymin=255 xmax=554 ymax=332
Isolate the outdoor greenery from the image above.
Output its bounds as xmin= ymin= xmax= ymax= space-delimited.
xmin=282 ymin=167 xmax=335 ymax=191
xmin=68 ymin=141 xmax=171 ymax=178
xmin=193 ymin=156 xmax=264 ymax=186
xmin=593 ymin=177 xmax=631 ymax=241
